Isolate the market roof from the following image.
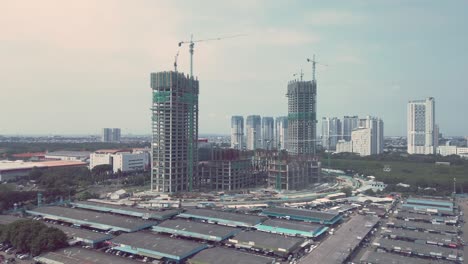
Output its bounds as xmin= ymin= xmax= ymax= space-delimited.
xmin=178 ymin=209 xmax=265 ymax=227
xmin=262 ymin=207 xmax=339 ymax=221
xmin=45 ymin=223 xmax=113 ymax=242
xmin=154 ymin=219 xmax=239 ymax=239
xmin=188 ymin=247 xmax=275 ymax=264
xmin=34 ymin=247 xmax=142 ymax=264
xmin=258 ymin=218 xmax=324 ymax=233
xmin=229 ymin=231 xmax=305 ymax=252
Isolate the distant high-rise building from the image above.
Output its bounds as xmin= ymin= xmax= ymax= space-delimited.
xmin=275 ymin=117 xmax=288 ymax=150
xmin=111 ymin=128 xmax=121 ymax=142
xmin=150 ymin=71 xmax=199 ymax=192
xmin=101 ymin=128 xmax=112 ymax=142
xmin=407 ymin=97 xmax=436 ymax=155
xmin=321 ymin=117 xmax=342 ymax=150
xmin=246 ymin=115 xmax=261 ymax=150
xmin=231 ymin=116 xmax=244 ymax=150
xmin=336 ymin=116 xmax=384 ymax=156
xmin=261 ymin=117 xmax=274 ymax=150
xmin=342 ymin=116 xmax=359 ymax=141
xmin=287 ymin=79 xmax=317 ymax=155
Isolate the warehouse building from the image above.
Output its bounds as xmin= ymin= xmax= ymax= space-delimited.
xmin=395 ymin=210 xmax=458 ymax=224
xmin=382 ymin=228 xmax=458 ymax=247
xmin=153 ymin=219 xmax=240 ymax=242
xmin=359 ymin=250 xmax=454 ymax=264
xmin=26 ymin=206 xmax=157 ymax=232
xmin=178 ymin=209 xmax=265 ymax=227
xmin=255 ymin=218 xmax=328 ymax=238
xmin=387 ymin=219 xmax=458 ymax=234
xmin=70 ymin=201 xmax=179 ymax=220
xmin=261 ymin=207 xmax=342 ymax=225
xmin=44 ymin=151 xmax=91 ymax=162
xmin=227 ymin=231 xmax=306 ymax=257
xmin=111 ymin=232 xmax=207 ymax=262
xmin=0 ymin=160 xmax=87 ymax=182
xmin=373 ymin=238 xmax=460 ymax=262
xmin=188 ymin=247 xmax=275 ymax=264
xmin=34 ymin=247 xmax=142 ymax=264
xmin=45 ymin=223 xmax=112 ymax=248
xmin=402 ymin=198 xmax=454 ymax=215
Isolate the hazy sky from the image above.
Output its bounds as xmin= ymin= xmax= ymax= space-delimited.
xmin=1 ymin=1 xmax=467 ymax=136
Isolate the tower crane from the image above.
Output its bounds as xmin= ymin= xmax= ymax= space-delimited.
xmin=178 ymin=34 xmax=245 ymax=77
xmin=306 ymin=55 xmax=328 ymax=82
xmin=173 ymin=50 xmax=180 ymax=72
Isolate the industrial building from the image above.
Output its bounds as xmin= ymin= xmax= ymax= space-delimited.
xmin=89 ymin=149 xmax=150 ymax=173
xmin=395 ymin=210 xmax=458 ymax=224
xmin=300 ymin=215 xmax=379 ymax=264
xmin=387 ymin=219 xmax=458 ymax=234
xmin=111 ymin=232 xmax=207 ymax=262
xmin=178 ymin=209 xmax=265 ymax=227
xmin=401 ymin=197 xmax=454 ymax=214
xmin=286 ymin=77 xmax=317 ymax=156
xmin=255 ymin=218 xmax=328 ymax=238
xmin=45 ymin=223 xmax=113 ymax=248
xmin=266 ymin=151 xmax=320 ymax=190
xmin=373 ymin=238 xmax=460 ymax=261
xmin=44 ymin=151 xmax=91 ymax=161
xmin=246 ymin=115 xmax=262 ymax=150
xmin=231 ymin=116 xmax=244 ymax=150
xmin=188 ymin=247 xmax=275 ymax=264
xmin=151 ymin=71 xmax=199 ymax=193
xmin=26 ymin=206 xmax=157 ymax=232
xmin=35 ymin=247 xmax=142 ymax=264
xmin=70 ymin=201 xmax=179 ymax=220
xmin=0 ymin=160 xmax=87 ymax=182
xmin=261 ymin=207 xmax=342 ymax=225
xmin=382 ymin=228 xmax=458 ymax=247
xmin=359 ymin=250 xmax=454 ymax=264
xmin=227 ymin=230 xmax=306 ymax=257
xmin=407 ymin=97 xmax=437 ymax=155
xmin=153 ymin=219 xmax=240 ymax=242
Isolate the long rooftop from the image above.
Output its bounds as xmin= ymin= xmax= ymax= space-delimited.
xmin=188 ymin=247 xmax=275 ymax=264
xmin=229 ymin=231 xmax=305 ymax=254
xmin=178 ymin=209 xmax=265 ymax=227
xmin=34 ymin=247 xmax=142 ymax=264
xmin=153 ymin=219 xmax=239 ymax=241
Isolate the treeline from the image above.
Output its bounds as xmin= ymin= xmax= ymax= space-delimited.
xmin=0 ymin=220 xmax=67 ymax=256
xmin=0 ymin=189 xmax=71 ymax=212
xmin=327 ymin=152 xmax=468 ymax=166
xmin=0 ymin=142 xmax=149 ymax=157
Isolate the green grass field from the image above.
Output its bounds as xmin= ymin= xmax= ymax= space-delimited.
xmin=329 ymin=158 xmax=468 ymax=193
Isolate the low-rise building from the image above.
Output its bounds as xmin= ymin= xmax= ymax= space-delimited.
xmin=90 ymin=149 xmax=150 ymax=173
xmin=44 ymin=151 xmax=91 ymax=162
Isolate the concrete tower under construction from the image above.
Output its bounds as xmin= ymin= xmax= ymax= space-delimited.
xmin=287 ymin=79 xmax=317 ymax=155
xmin=150 ymin=71 xmax=199 ymax=193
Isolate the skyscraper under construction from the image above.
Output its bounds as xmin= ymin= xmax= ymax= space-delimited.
xmin=287 ymin=79 xmax=317 ymax=155
xmin=150 ymin=71 xmax=199 ymax=193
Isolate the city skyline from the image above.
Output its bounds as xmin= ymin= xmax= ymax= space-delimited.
xmin=1 ymin=1 xmax=467 ymax=136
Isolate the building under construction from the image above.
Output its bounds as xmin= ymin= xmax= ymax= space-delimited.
xmin=151 ymin=71 xmax=199 ymax=193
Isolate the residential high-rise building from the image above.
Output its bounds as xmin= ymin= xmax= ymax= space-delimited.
xmin=287 ymin=79 xmax=317 ymax=155
xmin=351 ymin=127 xmax=372 ymax=156
xmin=321 ymin=117 xmax=342 ymax=150
xmin=246 ymin=115 xmax=261 ymax=150
xmin=230 ymin=116 xmax=244 ymax=150
xmin=150 ymin=71 xmax=199 ymax=193
xmin=336 ymin=116 xmax=384 ymax=156
xmin=407 ymin=97 xmax=436 ymax=155
xmin=101 ymin=128 xmax=112 ymax=142
xmin=342 ymin=116 xmax=359 ymax=141
xmin=261 ymin=117 xmax=274 ymax=150
xmin=275 ymin=116 xmax=288 ymax=150
xmin=111 ymin=128 xmax=121 ymax=142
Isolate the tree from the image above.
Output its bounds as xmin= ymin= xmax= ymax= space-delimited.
xmin=364 ymin=189 xmax=376 ymax=196
xmin=340 ymin=187 xmax=353 ymax=197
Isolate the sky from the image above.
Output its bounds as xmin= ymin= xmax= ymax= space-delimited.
xmin=0 ymin=0 xmax=467 ymax=136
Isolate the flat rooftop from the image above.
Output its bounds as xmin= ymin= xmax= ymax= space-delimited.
xmin=179 ymin=209 xmax=265 ymax=227
xmin=258 ymin=218 xmax=325 ymax=233
xmin=154 ymin=219 xmax=239 ymax=239
xmin=188 ymin=247 xmax=275 ymax=264
xmin=71 ymin=201 xmax=180 ymax=220
xmin=0 ymin=160 xmax=87 ymax=171
xmin=383 ymin=228 xmax=457 ymax=244
xmin=262 ymin=207 xmax=339 ymax=222
xmin=388 ymin=219 xmax=458 ymax=233
xmin=27 ymin=206 xmax=157 ymax=232
xmin=34 ymin=247 xmax=142 ymax=264
xmin=0 ymin=214 xmax=22 ymax=225
xmin=360 ymin=250 xmax=454 ymax=264
xmin=374 ymin=237 xmax=458 ymax=258
xmin=111 ymin=232 xmax=206 ymax=259
xmin=395 ymin=210 xmax=453 ymax=221
xmin=299 ymin=215 xmax=379 ymax=264
xmin=45 ymin=151 xmax=91 ymax=157
xmin=45 ymin=223 xmax=112 ymax=242
xmin=229 ymin=231 xmax=305 ymax=253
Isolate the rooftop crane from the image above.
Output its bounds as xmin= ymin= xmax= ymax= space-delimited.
xmin=178 ymin=34 xmax=245 ymax=77
xmin=293 ymin=69 xmax=304 ymax=81
xmin=306 ymin=55 xmax=328 ymax=82
xmin=173 ymin=50 xmax=180 ymax=72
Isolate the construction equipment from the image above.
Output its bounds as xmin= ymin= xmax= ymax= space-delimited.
xmin=173 ymin=50 xmax=179 ymax=71
xmin=178 ymin=34 xmax=245 ymax=77
xmin=293 ymin=69 xmax=304 ymax=81
xmin=306 ymin=55 xmax=328 ymax=82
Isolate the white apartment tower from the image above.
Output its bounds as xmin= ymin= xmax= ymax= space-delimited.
xmin=321 ymin=117 xmax=342 ymax=150
xmin=342 ymin=116 xmax=359 ymax=141
xmin=246 ymin=115 xmax=261 ymax=150
xmin=261 ymin=117 xmax=275 ymax=150
xmin=407 ymin=97 xmax=437 ymax=155
xmin=275 ymin=116 xmax=288 ymax=150
xmin=231 ymin=116 xmax=244 ymax=150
